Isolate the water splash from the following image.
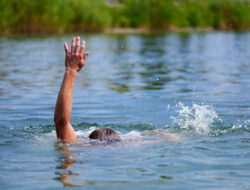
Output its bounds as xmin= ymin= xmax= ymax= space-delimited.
xmin=119 ymin=131 xmax=143 ymax=141
xmin=34 ymin=126 xmax=144 ymax=143
xmin=172 ymin=102 xmax=220 ymax=135
xmin=76 ymin=127 xmax=97 ymax=138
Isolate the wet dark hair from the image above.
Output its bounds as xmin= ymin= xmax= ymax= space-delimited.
xmin=89 ymin=128 xmax=120 ymax=142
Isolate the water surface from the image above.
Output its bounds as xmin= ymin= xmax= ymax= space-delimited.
xmin=0 ymin=32 xmax=250 ymax=189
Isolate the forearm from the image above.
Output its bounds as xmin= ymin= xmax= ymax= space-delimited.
xmin=54 ymin=69 xmax=77 ymax=142
xmin=54 ymin=69 xmax=77 ymax=125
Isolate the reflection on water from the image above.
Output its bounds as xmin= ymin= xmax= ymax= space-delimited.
xmin=0 ymin=33 xmax=249 ymax=97
xmin=54 ymin=143 xmax=79 ymax=187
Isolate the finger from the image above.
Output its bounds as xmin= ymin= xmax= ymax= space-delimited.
xmin=64 ymin=42 xmax=69 ymax=55
xmin=83 ymin=51 xmax=89 ymax=60
xmin=80 ymin=40 xmax=85 ymax=55
xmin=75 ymin=36 xmax=80 ymax=54
xmin=71 ymin=37 xmax=76 ymax=54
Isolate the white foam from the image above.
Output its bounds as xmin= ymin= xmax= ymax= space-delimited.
xmin=119 ymin=130 xmax=143 ymax=140
xmin=33 ymin=130 xmax=57 ymax=143
xmin=34 ymin=127 xmax=143 ymax=143
xmin=76 ymin=127 xmax=97 ymax=138
xmin=232 ymin=124 xmax=248 ymax=130
xmin=172 ymin=102 xmax=219 ymax=134
xmin=77 ymin=128 xmax=143 ymax=141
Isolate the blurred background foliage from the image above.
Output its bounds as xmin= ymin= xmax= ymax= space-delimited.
xmin=0 ymin=0 xmax=249 ymax=35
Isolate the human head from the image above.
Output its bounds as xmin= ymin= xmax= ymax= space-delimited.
xmin=89 ymin=128 xmax=120 ymax=142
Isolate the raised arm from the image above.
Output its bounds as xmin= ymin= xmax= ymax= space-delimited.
xmin=54 ymin=36 xmax=89 ymax=142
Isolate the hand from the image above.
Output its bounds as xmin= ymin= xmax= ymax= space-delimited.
xmin=64 ymin=36 xmax=89 ymax=72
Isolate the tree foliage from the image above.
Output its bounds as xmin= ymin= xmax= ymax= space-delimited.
xmin=0 ymin=0 xmax=249 ymax=35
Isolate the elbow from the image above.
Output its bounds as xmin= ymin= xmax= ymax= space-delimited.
xmin=54 ymin=115 xmax=68 ymax=126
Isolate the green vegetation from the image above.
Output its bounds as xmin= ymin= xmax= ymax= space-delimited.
xmin=0 ymin=0 xmax=249 ymax=35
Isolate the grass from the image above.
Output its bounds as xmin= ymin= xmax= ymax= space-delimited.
xmin=0 ymin=0 xmax=249 ymax=35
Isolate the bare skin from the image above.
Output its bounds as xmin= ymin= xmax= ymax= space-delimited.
xmin=54 ymin=36 xmax=89 ymax=143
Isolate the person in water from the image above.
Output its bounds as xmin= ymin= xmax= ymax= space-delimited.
xmin=54 ymin=36 xmax=120 ymax=143
xmin=54 ymin=36 xmax=179 ymax=143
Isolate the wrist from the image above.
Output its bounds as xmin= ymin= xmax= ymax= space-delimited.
xmin=65 ymin=68 xmax=77 ymax=77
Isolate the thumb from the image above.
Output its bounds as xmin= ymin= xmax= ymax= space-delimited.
xmin=64 ymin=42 xmax=69 ymax=55
xmin=83 ymin=52 xmax=89 ymax=60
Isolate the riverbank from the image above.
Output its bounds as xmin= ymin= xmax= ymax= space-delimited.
xmin=105 ymin=27 xmax=214 ymax=34
xmin=1 ymin=0 xmax=249 ymax=36
xmin=3 ymin=27 xmax=249 ymax=38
